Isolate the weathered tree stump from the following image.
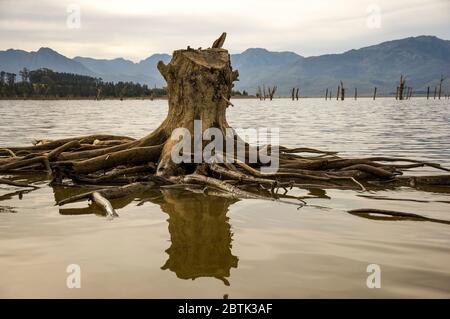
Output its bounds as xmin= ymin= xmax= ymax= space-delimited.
xmin=153 ymin=34 xmax=238 ymax=176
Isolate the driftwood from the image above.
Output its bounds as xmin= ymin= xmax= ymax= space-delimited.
xmin=0 ymin=178 xmax=39 ymax=189
xmin=348 ymin=208 xmax=450 ymax=225
xmin=91 ymin=191 xmax=118 ymax=219
xmin=1 ymin=33 xmax=450 ymax=213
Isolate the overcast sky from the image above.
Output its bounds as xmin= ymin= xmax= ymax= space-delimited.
xmin=0 ymin=0 xmax=449 ymax=61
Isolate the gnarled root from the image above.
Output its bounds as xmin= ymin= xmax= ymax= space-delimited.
xmin=2 ymin=131 xmax=449 ymax=206
xmin=91 ymin=191 xmax=119 ymax=219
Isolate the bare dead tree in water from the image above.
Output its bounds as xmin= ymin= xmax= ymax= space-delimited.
xmin=398 ymin=75 xmax=406 ymax=100
xmin=373 ymin=87 xmax=377 ymax=100
xmin=340 ymin=81 xmax=345 ymax=101
xmin=2 ymin=33 xmax=450 ymax=216
xmin=96 ymin=87 xmax=102 ymax=101
xmin=427 ymin=86 xmax=430 ymax=100
xmin=354 ymin=88 xmax=357 ymax=100
xmin=267 ymin=86 xmax=277 ymax=100
xmin=404 ymin=87 xmax=410 ymax=100
xmin=95 ymin=78 xmax=102 ymax=101
xmin=438 ymin=75 xmax=445 ymax=100
xmin=336 ymin=85 xmax=340 ymax=100
xmin=325 ymin=88 xmax=328 ymax=100
xmin=291 ymin=87 xmax=299 ymax=101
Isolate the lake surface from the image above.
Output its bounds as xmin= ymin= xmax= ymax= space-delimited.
xmin=0 ymin=98 xmax=449 ymax=298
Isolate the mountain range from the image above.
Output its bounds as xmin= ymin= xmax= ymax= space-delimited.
xmin=1 ymin=35 xmax=449 ymax=96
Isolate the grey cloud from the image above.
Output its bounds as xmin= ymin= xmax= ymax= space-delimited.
xmin=0 ymin=0 xmax=449 ymax=61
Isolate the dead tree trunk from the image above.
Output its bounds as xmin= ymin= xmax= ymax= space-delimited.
xmin=154 ymin=36 xmax=238 ymax=175
xmin=267 ymin=86 xmax=277 ymax=100
xmin=291 ymin=88 xmax=295 ymax=101
xmin=96 ymin=87 xmax=102 ymax=101
xmin=325 ymin=88 xmax=328 ymax=100
xmin=354 ymin=88 xmax=357 ymax=100
xmin=257 ymin=86 xmax=262 ymax=100
xmin=340 ymin=81 xmax=345 ymax=101
xmin=336 ymin=85 xmax=340 ymax=100
xmin=438 ymin=75 xmax=444 ymax=100
xmin=427 ymin=86 xmax=430 ymax=99
xmin=295 ymin=88 xmax=299 ymax=100
xmin=373 ymin=87 xmax=377 ymax=100
xmin=398 ymin=75 xmax=405 ymax=100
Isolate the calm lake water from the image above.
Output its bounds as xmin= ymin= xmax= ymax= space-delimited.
xmin=0 ymin=98 xmax=449 ymax=298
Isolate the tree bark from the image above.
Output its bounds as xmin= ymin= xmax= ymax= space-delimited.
xmin=152 ymin=33 xmax=238 ymax=176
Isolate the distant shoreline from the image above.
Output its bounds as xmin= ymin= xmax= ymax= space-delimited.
xmin=0 ymin=96 xmax=258 ymax=101
xmin=1 ymin=95 xmax=442 ymax=101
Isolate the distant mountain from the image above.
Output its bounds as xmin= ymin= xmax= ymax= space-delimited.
xmin=73 ymin=53 xmax=171 ymax=86
xmin=0 ymin=47 xmax=93 ymax=77
xmin=230 ymin=48 xmax=303 ymax=93
xmin=256 ymin=35 xmax=450 ymax=95
xmin=1 ymin=36 xmax=449 ymax=95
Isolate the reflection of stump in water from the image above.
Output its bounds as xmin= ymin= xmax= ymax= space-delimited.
xmin=160 ymin=191 xmax=238 ymax=286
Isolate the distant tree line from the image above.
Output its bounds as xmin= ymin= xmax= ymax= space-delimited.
xmin=232 ymin=89 xmax=248 ymax=96
xmin=0 ymin=68 xmax=167 ymax=99
xmin=0 ymin=68 xmax=249 ymax=99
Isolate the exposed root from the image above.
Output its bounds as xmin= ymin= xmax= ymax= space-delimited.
xmin=91 ymin=191 xmax=119 ymax=219
xmin=0 ymin=148 xmax=16 ymax=158
xmin=340 ymin=164 xmax=395 ymax=179
xmin=57 ymin=145 xmax=162 ymax=175
xmin=348 ymin=208 xmax=450 ymax=225
xmin=10 ymin=134 xmax=135 ymax=152
xmin=0 ymin=155 xmax=51 ymax=173
xmin=0 ymin=178 xmax=39 ymax=189
xmin=73 ymin=164 xmax=155 ymax=185
xmin=362 ymin=157 xmax=450 ymax=172
xmin=173 ymin=173 xmax=305 ymax=207
xmin=2 ymin=132 xmax=449 ymax=209
xmin=57 ymin=182 xmax=159 ymax=206
xmin=47 ymin=140 xmax=81 ymax=161
xmin=280 ymin=146 xmax=337 ymax=155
